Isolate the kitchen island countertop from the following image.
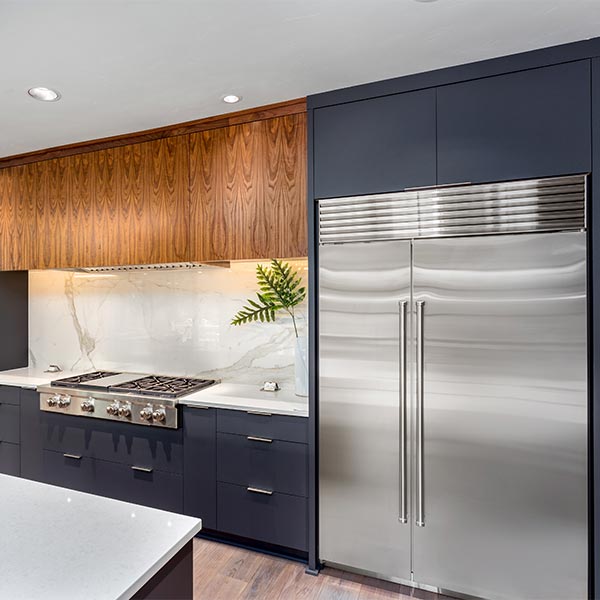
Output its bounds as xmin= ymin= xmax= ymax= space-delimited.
xmin=0 ymin=474 xmax=202 ymax=600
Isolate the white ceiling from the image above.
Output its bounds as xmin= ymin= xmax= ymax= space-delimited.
xmin=2 ymin=0 xmax=600 ymax=158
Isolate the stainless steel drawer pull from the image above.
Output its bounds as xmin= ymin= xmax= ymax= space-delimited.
xmin=247 ymin=436 xmax=273 ymax=443
xmin=131 ymin=466 xmax=153 ymax=473
xmin=247 ymin=410 xmax=272 ymax=417
xmin=247 ymin=486 xmax=273 ymax=496
xmin=63 ymin=453 xmax=82 ymax=460
xmin=416 ymin=300 xmax=425 ymax=528
xmin=404 ymin=181 xmax=472 ymax=192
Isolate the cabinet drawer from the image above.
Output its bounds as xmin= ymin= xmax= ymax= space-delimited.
xmin=217 ymin=482 xmax=307 ymax=551
xmin=0 ymin=403 xmax=19 ymax=443
xmin=217 ymin=433 xmax=307 ymax=497
xmin=94 ymin=460 xmax=183 ymax=513
xmin=41 ymin=412 xmax=183 ymax=473
xmin=42 ymin=449 xmax=95 ymax=494
xmin=0 ymin=385 xmax=20 ymax=405
xmin=217 ymin=410 xmax=307 ymax=443
xmin=0 ymin=441 xmax=20 ymax=476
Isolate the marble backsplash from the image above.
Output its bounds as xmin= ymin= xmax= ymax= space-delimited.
xmin=28 ymin=260 xmax=308 ymax=386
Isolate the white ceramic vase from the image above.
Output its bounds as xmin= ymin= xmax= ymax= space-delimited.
xmin=295 ymin=336 xmax=308 ymax=397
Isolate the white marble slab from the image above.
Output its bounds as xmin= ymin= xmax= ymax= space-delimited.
xmin=29 ymin=260 xmax=308 ymax=386
xmin=0 ymin=474 xmax=201 ymax=600
xmin=182 ymin=382 xmax=308 ymax=417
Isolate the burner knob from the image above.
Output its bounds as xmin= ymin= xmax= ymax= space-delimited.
xmin=118 ymin=403 xmax=132 ymax=418
xmin=47 ymin=394 xmax=61 ymax=407
xmin=81 ymin=398 xmax=95 ymax=413
xmin=106 ymin=402 xmax=119 ymax=416
xmin=140 ymin=406 xmax=154 ymax=422
xmin=152 ymin=408 xmax=166 ymax=423
xmin=58 ymin=394 xmax=71 ymax=408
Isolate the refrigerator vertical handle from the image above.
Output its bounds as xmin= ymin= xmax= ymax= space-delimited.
xmin=399 ymin=300 xmax=408 ymax=524
xmin=416 ymin=300 xmax=426 ymax=527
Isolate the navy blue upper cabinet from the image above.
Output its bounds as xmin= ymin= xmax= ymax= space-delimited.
xmin=437 ymin=60 xmax=592 ymax=185
xmin=313 ymin=89 xmax=437 ymax=198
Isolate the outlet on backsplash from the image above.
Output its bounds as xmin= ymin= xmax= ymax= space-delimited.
xmin=28 ymin=259 xmax=308 ymax=387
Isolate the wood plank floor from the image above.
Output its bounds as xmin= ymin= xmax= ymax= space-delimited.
xmin=193 ymin=539 xmax=453 ymax=600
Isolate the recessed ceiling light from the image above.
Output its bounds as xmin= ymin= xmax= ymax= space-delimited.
xmin=414 ymin=0 xmax=438 ymax=2
xmin=28 ymin=87 xmax=61 ymax=102
xmin=223 ymin=94 xmax=241 ymax=104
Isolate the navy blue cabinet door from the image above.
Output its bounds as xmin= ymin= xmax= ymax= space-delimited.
xmin=20 ymin=389 xmax=44 ymax=481
xmin=313 ymin=89 xmax=437 ymax=198
xmin=437 ymin=60 xmax=592 ymax=185
xmin=183 ymin=407 xmax=217 ymax=530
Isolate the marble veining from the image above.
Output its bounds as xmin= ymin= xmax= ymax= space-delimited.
xmin=29 ymin=260 xmax=308 ymax=385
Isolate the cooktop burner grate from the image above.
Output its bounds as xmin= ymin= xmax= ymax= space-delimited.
xmin=109 ymin=375 xmax=216 ymax=398
xmin=50 ymin=371 xmax=121 ymax=388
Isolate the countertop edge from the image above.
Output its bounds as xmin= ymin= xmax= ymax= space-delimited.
xmin=117 ymin=519 xmax=202 ymax=600
xmin=180 ymin=397 xmax=308 ymax=418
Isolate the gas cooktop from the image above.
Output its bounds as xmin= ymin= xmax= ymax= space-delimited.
xmin=50 ymin=371 xmax=216 ymax=398
xmin=42 ymin=370 xmax=218 ymax=428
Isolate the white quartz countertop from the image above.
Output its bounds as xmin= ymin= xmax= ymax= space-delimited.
xmin=0 ymin=366 xmax=85 ymax=389
xmin=0 ymin=474 xmax=202 ymax=600
xmin=181 ymin=383 xmax=308 ymax=417
xmin=0 ymin=368 xmax=309 ymax=417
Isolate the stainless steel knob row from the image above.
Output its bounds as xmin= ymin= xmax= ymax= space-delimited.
xmin=47 ymin=394 xmax=71 ymax=408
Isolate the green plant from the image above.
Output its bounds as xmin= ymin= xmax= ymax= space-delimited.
xmin=231 ymin=259 xmax=306 ymax=337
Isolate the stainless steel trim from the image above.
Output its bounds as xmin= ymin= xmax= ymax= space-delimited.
xmin=416 ymin=300 xmax=425 ymax=528
xmin=247 ymin=410 xmax=272 ymax=417
xmin=399 ymin=300 xmax=408 ymax=524
xmin=247 ymin=436 xmax=273 ymax=443
xmin=131 ymin=466 xmax=153 ymax=473
xmin=321 ymin=561 xmax=487 ymax=600
xmin=247 ymin=486 xmax=273 ymax=496
xmin=63 ymin=453 xmax=82 ymax=460
xmin=318 ymin=175 xmax=587 ymax=244
xmin=404 ymin=181 xmax=472 ymax=191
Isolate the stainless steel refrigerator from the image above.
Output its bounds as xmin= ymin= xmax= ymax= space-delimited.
xmin=318 ymin=175 xmax=588 ymax=600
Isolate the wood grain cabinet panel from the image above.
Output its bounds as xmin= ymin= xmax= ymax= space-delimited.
xmin=30 ymin=136 xmax=189 ymax=269
xmin=190 ymin=113 xmax=307 ymax=261
xmin=0 ymin=109 xmax=305 ymax=269
xmin=0 ymin=165 xmax=34 ymax=270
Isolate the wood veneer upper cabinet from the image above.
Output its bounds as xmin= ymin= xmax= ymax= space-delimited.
xmin=189 ymin=113 xmax=307 ymax=261
xmin=0 ymin=164 xmax=35 ymax=270
xmin=32 ymin=136 xmax=189 ymax=269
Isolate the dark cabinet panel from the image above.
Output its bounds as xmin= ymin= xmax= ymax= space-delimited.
xmin=20 ymin=389 xmax=43 ymax=481
xmin=41 ymin=412 xmax=183 ymax=473
xmin=0 ymin=385 xmax=21 ymax=405
xmin=217 ymin=409 xmax=308 ymax=444
xmin=217 ymin=433 xmax=307 ymax=497
xmin=313 ymin=89 xmax=437 ymax=198
xmin=42 ymin=449 xmax=95 ymax=493
xmin=0 ymin=403 xmax=19 ymax=444
xmin=437 ymin=60 xmax=592 ymax=185
xmin=0 ymin=441 xmax=20 ymax=476
xmin=94 ymin=460 xmax=183 ymax=513
xmin=217 ymin=482 xmax=308 ymax=551
xmin=183 ymin=407 xmax=216 ymax=530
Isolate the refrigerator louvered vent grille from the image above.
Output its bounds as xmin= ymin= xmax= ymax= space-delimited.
xmin=318 ymin=174 xmax=587 ymax=244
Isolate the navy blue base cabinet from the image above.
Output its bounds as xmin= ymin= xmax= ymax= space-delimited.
xmin=37 ymin=409 xmax=184 ymax=513
xmin=183 ymin=406 xmax=217 ymax=530
xmin=215 ymin=409 xmax=308 ymax=552
xmin=0 ymin=386 xmax=20 ymax=476
xmin=14 ymin=388 xmax=308 ymax=557
xmin=184 ymin=406 xmax=309 ymax=553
